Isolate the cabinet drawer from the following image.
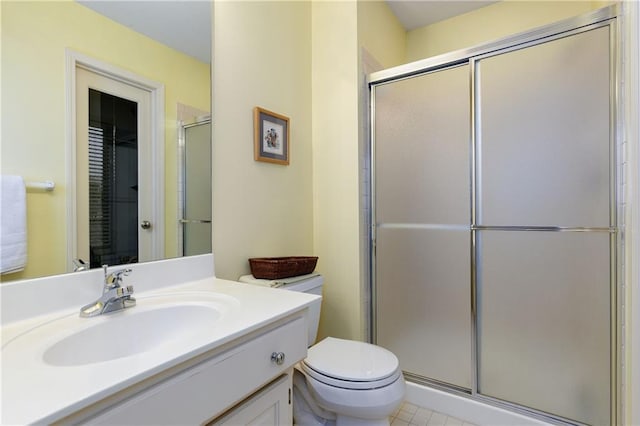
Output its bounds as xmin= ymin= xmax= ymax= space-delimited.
xmin=86 ymin=316 xmax=307 ymax=425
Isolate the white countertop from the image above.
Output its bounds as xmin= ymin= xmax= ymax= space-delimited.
xmin=1 ymin=277 xmax=319 ymax=425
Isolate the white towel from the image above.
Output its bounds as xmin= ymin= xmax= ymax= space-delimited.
xmin=238 ymin=272 xmax=320 ymax=288
xmin=0 ymin=176 xmax=27 ymax=274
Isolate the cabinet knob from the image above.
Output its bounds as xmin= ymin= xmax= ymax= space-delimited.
xmin=271 ymin=352 xmax=286 ymax=365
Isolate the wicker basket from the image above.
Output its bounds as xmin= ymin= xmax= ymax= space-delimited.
xmin=248 ymin=256 xmax=318 ymax=280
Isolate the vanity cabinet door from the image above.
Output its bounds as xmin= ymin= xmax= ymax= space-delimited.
xmin=210 ymin=373 xmax=291 ymax=426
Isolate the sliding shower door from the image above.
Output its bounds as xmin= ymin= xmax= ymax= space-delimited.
xmin=475 ymin=25 xmax=613 ymax=425
xmin=371 ymin=11 xmax=617 ymax=426
xmin=180 ymin=119 xmax=212 ymax=256
xmin=374 ymin=64 xmax=472 ymax=389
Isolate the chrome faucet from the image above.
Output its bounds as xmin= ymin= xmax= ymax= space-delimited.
xmin=79 ymin=265 xmax=136 ymax=317
xmin=72 ymin=258 xmax=89 ymax=272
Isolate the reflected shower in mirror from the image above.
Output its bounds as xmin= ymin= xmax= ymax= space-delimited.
xmin=178 ymin=116 xmax=212 ymax=257
xmin=0 ymin=1 xmax=211 ymax=281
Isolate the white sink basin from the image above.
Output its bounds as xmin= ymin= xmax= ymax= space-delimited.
xmin=3 ymin=291 xmax=239 ymax=367
xmin=43 ymin=304 xmax=222 ymax=366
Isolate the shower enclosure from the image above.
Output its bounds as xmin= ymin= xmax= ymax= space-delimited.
xmin=369 ymin=7 xmax=620 ymax=426
xmin=178 ymin=118 xmax=212 ymax=257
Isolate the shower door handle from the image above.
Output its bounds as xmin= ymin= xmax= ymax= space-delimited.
xmin=179 ymin=219 xmax=212 ymax=224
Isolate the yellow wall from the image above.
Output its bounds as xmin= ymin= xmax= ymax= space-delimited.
xmin=357 ymin=0 xmax=406 ymax=69
xmin=306 ymin=0 xmax=404 ymax=342
xmin=1 ymin=1 xmax=209 ymax=281
xmin=311 ymin=0 xmax=362 ymax=341
xmin=407 ymin=1 xmax=611 ymax=62
xmin=211 ymin=1 xmax=314 ymax=282
xmin=210 ymin=0 xmax=403 ymax=343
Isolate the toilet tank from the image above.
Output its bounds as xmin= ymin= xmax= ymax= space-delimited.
xmin=238 ymin=274 xmax=323 ymax=346
xmin=279 ymin=275 xmax=323 ymax=347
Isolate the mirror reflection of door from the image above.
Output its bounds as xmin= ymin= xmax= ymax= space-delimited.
xmin=180 ymin=119 xmax=212 ymax=256
xmin=76 ymin=67 xmax=154 ymax=268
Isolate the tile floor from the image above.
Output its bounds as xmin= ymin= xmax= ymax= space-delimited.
xmin=390 ymin=402 xmax=477 ymax=426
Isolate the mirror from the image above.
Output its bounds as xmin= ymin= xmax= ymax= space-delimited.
xmin=1 ymin=1 xmax=212 ymax=281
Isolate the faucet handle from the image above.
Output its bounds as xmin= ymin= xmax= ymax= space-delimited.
xmin=116 ymin=285 xmax=135 ymax=297
xmin=104 ymin=265 xmax=133 ymax=288
xmin=110 ymin=268 xmax=132 ymax=283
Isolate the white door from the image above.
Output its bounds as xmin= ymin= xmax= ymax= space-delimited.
xmin=76 ymin=67 xmax=155 ymax=267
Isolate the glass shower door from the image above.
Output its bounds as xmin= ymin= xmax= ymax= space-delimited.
xmin=475 ymin=25 xmax=613 ymax=425
xmin=374 ymin=64 xmax=472 ymax=389
xmin=180 ymin=120 xmax=212 ymax=256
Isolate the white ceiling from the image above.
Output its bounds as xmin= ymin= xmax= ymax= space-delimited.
xmin=77 ymin=1 xmax=497 ymax=65
xmin=77 ymin=1 xmax=211 ymax=64
xmin=386 ymin=0 xmax=499 ymax=31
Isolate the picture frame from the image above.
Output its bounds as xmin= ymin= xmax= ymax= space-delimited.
xmin=254 ymin=107 xmax=290 ymax=165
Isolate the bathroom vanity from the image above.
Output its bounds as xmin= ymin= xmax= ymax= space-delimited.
xmin=0 ymin=255 xmax=320 ymax=425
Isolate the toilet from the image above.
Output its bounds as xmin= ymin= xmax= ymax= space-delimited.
xmin=238 ymin=274 xmax=405 ymax=426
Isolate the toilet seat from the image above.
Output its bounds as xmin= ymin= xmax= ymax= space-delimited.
xmin=301 ymin=337 xmax=401 ymax=390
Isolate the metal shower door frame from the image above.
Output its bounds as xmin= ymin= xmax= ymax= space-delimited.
xmin=368 ymin=5 xmax=622 ymax=425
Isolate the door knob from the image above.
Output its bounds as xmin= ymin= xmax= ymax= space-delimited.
xmin=140 ymin=220 xmax=152 ymax=230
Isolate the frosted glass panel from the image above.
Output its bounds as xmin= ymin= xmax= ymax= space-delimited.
xmin=478 ymin=231 xmax=610 ymax=425
xmin=478 ymin=27 xmax=610 ymax=227
xmin=375 ymin=65 xmax=470 ymax=225
xmin=376 ymin=228 xmax=471 ymax=388
xmin=184 ymin=122 xmax=212 ymax=255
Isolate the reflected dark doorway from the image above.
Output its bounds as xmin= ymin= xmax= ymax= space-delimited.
xmin=88 ymin=89 xmax=138 ymax=268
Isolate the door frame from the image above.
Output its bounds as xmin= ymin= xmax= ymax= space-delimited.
xmin=65 ymin=49 xmax=165 ymax=271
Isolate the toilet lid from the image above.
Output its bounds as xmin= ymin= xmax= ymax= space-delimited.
xmin=303 ymin=337 xmax=400 ymax=383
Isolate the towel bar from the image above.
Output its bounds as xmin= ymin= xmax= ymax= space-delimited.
xmin=26 ymin=180 xmax=55 ymax=191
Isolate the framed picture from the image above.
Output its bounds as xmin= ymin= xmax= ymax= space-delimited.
xmin=254 ymin=107 xmax=290 ymax=165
